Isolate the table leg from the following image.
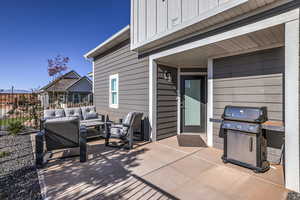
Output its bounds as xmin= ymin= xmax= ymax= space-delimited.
xmin=105 ymin=122 xmax=111 ymax=146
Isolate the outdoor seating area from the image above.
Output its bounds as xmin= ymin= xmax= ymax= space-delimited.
xmin=36 ymin=106 xmax=145 ymax=168
xmin=36 ymin=135 xmax=288 ymax=200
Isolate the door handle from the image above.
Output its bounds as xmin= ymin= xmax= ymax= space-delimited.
xmin=249 ymin=137 xmax=253 ymax=152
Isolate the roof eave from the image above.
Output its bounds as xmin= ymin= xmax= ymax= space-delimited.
xmin=84 ymin=25 xmax=130 ymax=59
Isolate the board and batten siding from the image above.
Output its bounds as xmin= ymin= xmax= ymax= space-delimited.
xmin=213 ymin=47 xmax=285 ymax=162
xmin=156 ymin=65 xmax=178 ymax=140
xmin=93 ymin=40 xmax=149 ymax=138
xmin=130 ymin=0 xmax=279 ymax=51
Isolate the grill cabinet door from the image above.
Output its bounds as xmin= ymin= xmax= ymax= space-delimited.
xmin=227 ymin=130 xmax=257 ymax=166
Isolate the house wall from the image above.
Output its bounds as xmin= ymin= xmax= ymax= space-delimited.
xmin=156 ymin=65 xmax=178 ymax=140
xmin=212 ymin=47 xmax=285 ymax=162
xmin=93 ymin=40 xmax=150 ymax=139
xmin=131 ymin=0 xmax=280 ymax=51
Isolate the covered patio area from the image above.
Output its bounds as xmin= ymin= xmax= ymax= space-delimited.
xmin=148 ymin=8 xmax=300 ymax=193
xmin=38 ymin=136 xmax=287 ymax=200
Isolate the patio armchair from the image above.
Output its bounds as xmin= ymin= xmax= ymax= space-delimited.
xmin=36 ymin=116 xmax=87 ymax=168
xmin=105 ymin=112 xmax=143 ymax=149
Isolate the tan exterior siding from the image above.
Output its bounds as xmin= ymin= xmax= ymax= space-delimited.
xmin=213 ymin=47 xmax=285 ymax=162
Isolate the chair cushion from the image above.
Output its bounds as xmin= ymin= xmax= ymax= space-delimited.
xmin=64 ymin=108 xmax=82 ymax=119
xmin=44 ymin=109 xmax=65 ymax=120
xmin=123 ymin=112 xmax=134 ymax=126
xmin=81 ymin=106 xmax=98 ymax=120
xmin=110 ymin=127 xmax=127 ymax=138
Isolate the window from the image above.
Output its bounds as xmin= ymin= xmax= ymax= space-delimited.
xmin=73 ymin=93 xmax=80 ymax=103
xmin=109 ymin=74 xmax=119 ymax=108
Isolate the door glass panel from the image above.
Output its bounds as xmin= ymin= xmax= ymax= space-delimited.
xmin=184 ymin=79 xmax=201 ymax=126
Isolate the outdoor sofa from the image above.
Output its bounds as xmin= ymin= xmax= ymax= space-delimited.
xmin=36 ymin=106 xmax=104 ymax=168
xmin=41 ymin=106 xmax=105 ymax=138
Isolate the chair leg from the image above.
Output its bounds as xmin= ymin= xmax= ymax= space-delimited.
xmin=128 ymin=128 xmax=133 ymax=150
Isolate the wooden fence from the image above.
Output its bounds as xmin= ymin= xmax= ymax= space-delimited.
xmin=0 ymin=93 xmax=93 ymax=131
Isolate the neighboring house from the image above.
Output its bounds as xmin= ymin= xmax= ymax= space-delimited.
xmin=85 ymin=0 xmax=300 ymax=192
xmin=39 ymin=70 xmax=93 ymax=108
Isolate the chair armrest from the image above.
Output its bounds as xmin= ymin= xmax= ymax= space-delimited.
xmin=122 ymin=124 xmax=130 ymax=128
xmin=97 ymin=114 xmax=105 ymax=122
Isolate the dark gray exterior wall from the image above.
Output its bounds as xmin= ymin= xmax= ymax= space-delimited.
xmin=212 ymin=47 xmax=285 ymax=162
xmin=93 ymin=40 xmax=149 ymax=138
xmin=156 ymin=65 xmax=178 ymax=140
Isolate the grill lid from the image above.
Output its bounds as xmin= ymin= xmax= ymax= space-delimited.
xmin=222 ymin=106 xmax=267 ymax=123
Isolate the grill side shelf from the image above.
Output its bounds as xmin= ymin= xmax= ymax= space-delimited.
xmin=262 ymin=121 xmax=285 ymax=132
xmin=209 ymin=118 xmax=285 ymax=132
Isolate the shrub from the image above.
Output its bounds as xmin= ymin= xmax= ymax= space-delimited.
xmin=7 ymin=121 xmax=24 ymax=136
xmin=0 ymin=151 xmax=10 ymax=158
xmin=7 ymin=109 xmax=14 ymax=115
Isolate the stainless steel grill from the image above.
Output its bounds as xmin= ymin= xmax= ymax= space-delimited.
xmin=221 ymin=106 xmax=270 ymax=173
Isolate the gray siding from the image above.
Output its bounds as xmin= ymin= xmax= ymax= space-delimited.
xmin=93 ymin=40 xmax=149 ymax=137
xmin=156 ymin=65 xmax=178 ymax=140
xmin=213 ymin=47 xmax=285 ymax=162
xmin=68 ymin=78 xmax=92 ymax=92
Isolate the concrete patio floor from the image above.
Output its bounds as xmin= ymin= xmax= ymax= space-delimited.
xmin=39 ymin=135 xmax=288 ymax=200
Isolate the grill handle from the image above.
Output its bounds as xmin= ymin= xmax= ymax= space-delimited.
xmin=249 ymin=137 xmax=253 ymax=152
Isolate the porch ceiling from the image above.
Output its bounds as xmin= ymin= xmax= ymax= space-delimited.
xmin=157 ymin=25 xmax=284 ymax=67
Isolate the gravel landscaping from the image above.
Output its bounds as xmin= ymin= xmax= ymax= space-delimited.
xmin=0 ymin=131 xmax=42 ymax=200
xmin=288 ymin=192 xmax=300 ymax=200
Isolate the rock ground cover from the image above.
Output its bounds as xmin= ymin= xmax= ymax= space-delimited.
xmin=0 ymin=131 xmax=42 ymax=200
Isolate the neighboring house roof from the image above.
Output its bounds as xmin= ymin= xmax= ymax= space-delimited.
xmin=46 ymin=78 xmax=80 ymax=92
xmin=84 ymin=25 xmax=130 ymax=59
xmin=40 ymin=70 xmax=81 ymax=91
xmin=40 ymin=70 xmax=92 ymax=93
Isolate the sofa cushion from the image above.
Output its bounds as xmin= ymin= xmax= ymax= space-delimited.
xmin=64 ymin=107 xmax=82 ymax=119
xmin=81 ymin=106 xmax=98 ymax=120
xmin=44 ymin=109 xmax=65 ymax=120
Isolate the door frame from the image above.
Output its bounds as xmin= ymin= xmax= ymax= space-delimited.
xmin=179 ymin=73 xmax=207 ymax=134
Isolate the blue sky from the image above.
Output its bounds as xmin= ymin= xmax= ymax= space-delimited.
xmin=0 ymin=0 xmax=130 ymax=90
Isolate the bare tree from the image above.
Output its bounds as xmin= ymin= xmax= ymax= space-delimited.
xmin=47 ymin=55 xmax=70 ymax=79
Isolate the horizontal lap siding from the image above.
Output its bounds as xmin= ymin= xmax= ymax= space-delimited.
xmin=94 ymin=41 xmax=149 ymax=125
xmin=157 ymin=65 xmax=178 ymax=140
xmin=213 ymin=47 xmax=285 ymax=162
